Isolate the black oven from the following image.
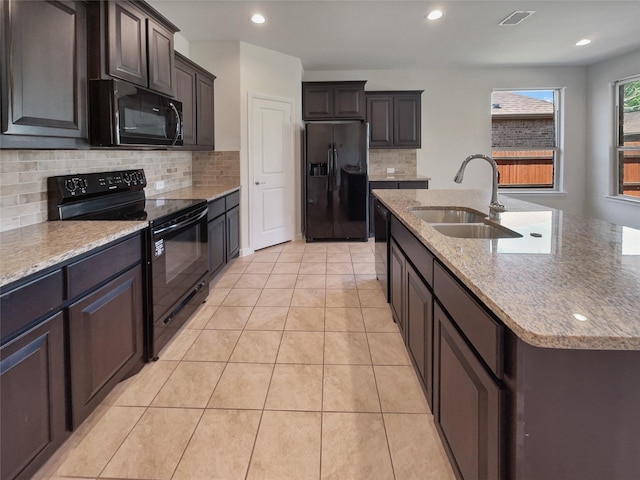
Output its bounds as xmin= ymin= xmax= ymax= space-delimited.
xmin=47 ymin=170 xmax=209 ymax=361
xmin=89 ymin=79 xmax=183 ymax=146
xmin=148 ymin=203 xmax=208 ymax=358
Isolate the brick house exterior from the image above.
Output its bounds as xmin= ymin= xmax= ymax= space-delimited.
xmin=491 ymin=91 xmax=555 ymax=148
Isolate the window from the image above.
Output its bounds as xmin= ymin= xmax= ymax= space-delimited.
xmin=615 ymin=77 xmax=640 ymax=198
xmin=491 ymin=89 xmax=561 ymax=189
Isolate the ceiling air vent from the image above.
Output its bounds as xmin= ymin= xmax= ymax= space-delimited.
xmin=498 ymin=11 xmax=535 ymax=26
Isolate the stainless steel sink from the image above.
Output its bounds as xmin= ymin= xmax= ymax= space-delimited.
xmin=408 ymin=207 xmax=486 ymax=224
xmin=431 ymin=223 xmax=522 ymax=239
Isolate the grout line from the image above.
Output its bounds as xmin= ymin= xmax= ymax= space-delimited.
xmin=320 ymin=300 xmax=326 ymax=480
xmin=365 ymin=315 xmax=398 ymax=480
xmin=243 ymin=281 xmax=286 ymax=480
xmin=167 ymin=408 xmax=206 ymax=480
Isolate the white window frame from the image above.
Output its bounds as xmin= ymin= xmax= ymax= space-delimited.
xmin=491 ymin=88 xmax=564 ymax=194
xmin=613 ymin=75 xmax=640 ymax=201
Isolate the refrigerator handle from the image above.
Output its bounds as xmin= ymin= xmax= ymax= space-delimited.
xmin=327 ymin=146 xmax=333 ymax=191
xmin=333 ymin=146 xmax=338 ymax=190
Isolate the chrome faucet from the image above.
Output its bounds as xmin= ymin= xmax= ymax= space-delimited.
xmin=454 ymin=153 xmax=506 ymax=219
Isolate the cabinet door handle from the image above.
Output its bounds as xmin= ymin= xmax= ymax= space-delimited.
xmin=169 ymin=102 xmax=182 ymax=146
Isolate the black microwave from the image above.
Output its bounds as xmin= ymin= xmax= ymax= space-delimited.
xmin=89 ymin=79 xmax=183 ymax=146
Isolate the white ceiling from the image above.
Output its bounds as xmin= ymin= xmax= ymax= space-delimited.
xmin=148 ymin=0 xmax=640 ymax=70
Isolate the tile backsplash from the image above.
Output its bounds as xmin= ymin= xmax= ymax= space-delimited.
xmin=368 ymin=149 xmax=417 ymax=177
xmin=0 ymin=150 xmax=193 ymax=232
xmin=193 ymin=151 xmax=240 ymax=186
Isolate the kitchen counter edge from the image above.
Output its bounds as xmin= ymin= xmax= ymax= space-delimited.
xmin=0 ymin=186 xmax=241 ymax=289
xmin=0 ymin=221 xmax=147 ymax=289
xmin=151 ymin=185 xmax=240 ymax=202
xmin=372 ymin=188 xmax=640 ymax=351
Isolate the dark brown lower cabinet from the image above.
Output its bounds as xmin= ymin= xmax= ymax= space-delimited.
xmin=208 ymin=213 xmax=226 ymax=277
xmin=0 ymin=313 xmax=66 ymax=480
xmin=207 ymin=192 xmax=240 ymax=281
xmin=389 ymin=239 xmax=406 ymax=339
xmin=434 ymin=302 xmax=504 ymax=480
xmin=226 ymin=205 xmax=240 ymax=260
xmin=406 ymin=263 xmax=433 ymax=409
xmin=68 ymin=265 xmax=143 ymax=428
xmin=369 ymin=180 xmax=428 ymax=235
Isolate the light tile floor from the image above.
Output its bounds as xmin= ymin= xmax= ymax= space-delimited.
xmin=35 ymin=240 xmax=456 ymax=480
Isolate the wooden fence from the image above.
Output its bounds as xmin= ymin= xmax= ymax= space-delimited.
xmin=492 ymin=150 xmax=640 ymax=196
xmin=492 ymin=150 xmax=554 ymax=188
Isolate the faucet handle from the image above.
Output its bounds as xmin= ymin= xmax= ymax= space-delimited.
xmin=488 ymin=201 xmax=506 ymax=220
xmin=490 ymin=201 xmax=506 ymax=212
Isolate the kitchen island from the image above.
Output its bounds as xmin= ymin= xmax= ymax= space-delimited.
xmin=372 ymin=188 xmax=640 ymax=480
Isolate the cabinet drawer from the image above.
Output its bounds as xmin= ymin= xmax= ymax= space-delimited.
xmin=370 ymin=181 xmax=398 ymax=190
xmin=398 ymin=181 xmax=428 ymax=189
xmin=208 ymin=197 xmax=225 ymax=220
xmin=67 ymin=235 xmax=141 ymax=299
xmin=390 ymin=216 xmax=433 ymax=288
xmin=225 ymin=190 xmax=240 ymax=210
xmin=434 ymin=262 xmax=504 ymax=378
xmin=0 ymin=270 xmax=63 ymax=341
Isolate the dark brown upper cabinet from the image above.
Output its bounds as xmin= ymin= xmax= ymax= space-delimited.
xmin=175 ymin=52 xmax=216 ymax=149
xmin=366 ymin=91 xmax=423 ymax=149
xmin=1 ymin=0 xmax=88 ymax=149
xmin=89 ymin=1 xmax=179 ymax=96
xmin=302 ymin=81 xmax=366 ymax=121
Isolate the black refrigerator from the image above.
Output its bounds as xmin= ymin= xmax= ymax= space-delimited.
xmin=305 ymin=122 xmax=369 ymax=241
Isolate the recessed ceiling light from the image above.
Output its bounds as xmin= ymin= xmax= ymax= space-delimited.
xmin=426 ymin=9 xmax=444 ymax=21
xmin=576 ymin=39 xmax=591 ymax=46
xmin=250 ymin=13 xmax=266 ymax=24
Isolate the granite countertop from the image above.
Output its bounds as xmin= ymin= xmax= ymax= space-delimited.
xmin=369 ymin=174 xmax=431 ymax=182
xmin=0 ymin=221 xmax=147 ymax=289
xmin=151 ymin=185 xmax=240 ymax=202
xmin=0 ymin=185 xmax=241 ymax=289
xmin=373 ymin=188 xmax=640 ymax=350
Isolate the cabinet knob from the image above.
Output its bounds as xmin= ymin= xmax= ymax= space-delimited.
xmin=255 ymin=181 xmax=265 ymax=185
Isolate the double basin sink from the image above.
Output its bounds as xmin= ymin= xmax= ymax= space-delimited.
xmin=408 ymin=207 xmax=522 ymax=239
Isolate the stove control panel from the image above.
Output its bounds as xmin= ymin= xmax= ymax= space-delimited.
xmin=48 ymin=169 xmax=147 ymax=199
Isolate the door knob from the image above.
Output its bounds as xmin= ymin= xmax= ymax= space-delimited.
xmin=255 ymin=181 xmax=265 ymax=185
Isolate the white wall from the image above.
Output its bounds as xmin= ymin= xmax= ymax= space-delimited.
xmin=304 ymin=66 xmax=588 ymax=216
xmin=586 ymin=49 xmax=640 ymax=229
xmin=173 ymin=33 xmax=190 ymax=57
xmin=189 ymin=41 xmax=303 ymax=253
xmin=239 ymin=43 xmax=304 ymax=253
xmin=190 ymin=41 xmax=241 ymax=151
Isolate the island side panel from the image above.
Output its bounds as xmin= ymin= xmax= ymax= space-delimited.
xmin=508 ymin=337 xmax=640 ymax=480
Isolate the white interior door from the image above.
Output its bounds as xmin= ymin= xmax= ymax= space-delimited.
xmin=249 ymin=95 xmax=294 ymax=251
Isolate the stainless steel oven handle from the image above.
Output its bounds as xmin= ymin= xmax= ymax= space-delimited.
xmin=169 ymin=102 xmax=182 ymax=146
xmin=153 ymin=208 xmax=207 ymax=236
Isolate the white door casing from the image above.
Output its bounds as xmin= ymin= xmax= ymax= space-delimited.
xmin=249 ymin=94 xmax=294 ymax=251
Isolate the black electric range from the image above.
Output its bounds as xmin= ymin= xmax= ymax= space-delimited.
xmin=47 ymin=169 xmax=210 ymax=361
xmin=47 ymin=169 xmax=206 ymax=224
